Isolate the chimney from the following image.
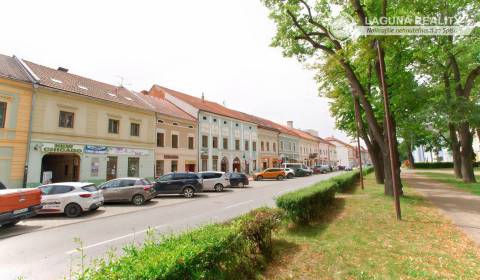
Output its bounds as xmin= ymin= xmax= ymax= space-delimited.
xmin=201 ymin=92 xmax=205 ymax=102
xmin=57 ymin=67 xmax=69 ymax=73
xmin=287 ymin=121 xmax=293 ymax=128
xmin=141 ymin=90 xmax=149 ymax=95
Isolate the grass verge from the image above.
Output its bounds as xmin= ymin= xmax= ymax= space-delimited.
xmin=262 ymin=174 xmax=480 ymax=279
xmin=417 ymin=171 xmax=480 ymax=196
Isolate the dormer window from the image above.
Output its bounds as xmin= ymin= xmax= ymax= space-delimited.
xmin=51 ymin=78 xmax=63 ymax=84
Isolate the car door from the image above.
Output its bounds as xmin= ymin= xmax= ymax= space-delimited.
xmin=118 ymin=179 xmax=137 ymax=201
xmin=200 ymin=173 xmax=214 ymax=190
xmin=100 ymin=180 xmax=120 ymax=201
xmin=264 ymin=169 xmax=274 ymax=179
xmin=155 ymin=174 xmax=175 ymax=194
xmin=47 ymin=185 xmax=74 ymax=212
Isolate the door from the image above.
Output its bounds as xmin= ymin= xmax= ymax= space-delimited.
xmin=155 ymin=173 xmax=175 ymax=193
xmin=106 ymin=157 xmax=117 ymax=181
xmin=118 ymin=179 xmax=137 ymax=201
xmin=101 ymin=179 xmax=122 ymax=201
xmin=200 ymin=173 xmax=214 ymax=190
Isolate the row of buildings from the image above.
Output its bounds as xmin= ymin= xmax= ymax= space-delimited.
xmin=0 ymin=54 xmax=370 ymax=188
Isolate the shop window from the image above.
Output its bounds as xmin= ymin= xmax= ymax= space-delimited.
xmin=235 ymin=139 xmax=240 ymax=150
xmin=130 ymin=123 xmax=140 ymax=136
xmin=212 ymin=158 xmax=218 ymax=171
xmin=245 ymin=140 xmax=249 ymax=151
xmin=0 ymin=102 xmax=6 ymax=128
xmin=90 ymin=158 xmax=100 ymax=177
xmin=172 ymin=134 xmax=178 ymax=148
xmin=188 ymin=136 xmax=194 ymax=150
xmin=261 ymin=141 xmax=264 ymax=151
xmin=157 ymin=133 xmax=164 ymax=147
xmin=202 ymin=135 xmax=208 ymax=148
xmin=201 ymin=159 xmax=208 ymax=171
xmin=108 ymin=119 xmax=119 ymax=134
xmin=59 ymin=111 xmax=74 ymax=128
xmin=171 ymin=160 xmax=178 ymax=172
xmin=223 ymin=138 xmax=228 ymax=149
xmin=128 ymin=157 xmax=139 ymax=177
xmin=212 ymin=137 xmax=218 ymax=149
xmin=156 ymin=160 xmax=164 ymax=176
xmin=253 ymin=141 xmax=256 ymax=152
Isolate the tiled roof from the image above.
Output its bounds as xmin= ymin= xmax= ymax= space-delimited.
xmin=0 ymin=54 xmax=31 ymax=82
xmin=24 ymin=60 xmax=150 ymax=110
xmin=288 ymin=127 xmax=319 ymax=142
xmin=136 ymin=93 xmax=196 ymax=121
xmin=151 ymin=85 xmax=256 ymax=124
xmin=325 ymin=136 xmax=354 ymax=149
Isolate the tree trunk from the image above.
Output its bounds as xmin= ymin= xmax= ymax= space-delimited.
xmin=449 ymin=123 xmax=462 ymax=179
xmin=458 ymin=122 xmax=476 ymax=182
xmin=366 ymin=137 xmax=384 ymax=184
xmin=407 ymin=145 xmax=415 ymax=169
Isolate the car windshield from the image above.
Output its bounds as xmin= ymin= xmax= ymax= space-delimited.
xmin=81 ymin=184 xmax=98 ymax=192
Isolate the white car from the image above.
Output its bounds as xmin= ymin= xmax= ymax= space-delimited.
xmin=282 ymin=168 xmax=295 ymax=179
xmin=198 ymin=171 xmax=229 ymax=192
xmin=37 ymin=182 xmax=104 ymax=218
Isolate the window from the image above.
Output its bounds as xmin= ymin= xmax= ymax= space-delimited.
xmin=245 ymin=140 xmax=249 ymax=151
xmin=50 ymin=185 xmax=74 ymax=194
xmin=202 ymin=135 xmax=208 ymax=148
xmin=0 ymin=102 xmax=6 ymax=128
xmin=253 ymin=160 xmax=257 ymax=171
xmin=235 ymin=140 xmax=240 ymax=150
xmin=223 ymin=121 xmax=227 ymax=125
xmin=212 ymin=158 xmax=218 ymax=170
xmin=156 ymin=160 xmax=164 ymax=176
xmin=267 ymin=142 xmax=270 ymax=151
xmin=173 ymin=122 xmax=178 ymax=126
xmin=202 ymin=116 xmax=207 ymax=120
xmin=273 ymin=143 xmax=276 ymax=152
xmin=188 ymin=137 xmax=194 ymax=150
xmin=157 ymin=133 xmax=164 ymax=147
xmin=90 ymin=158 xmax=100 ymax=177
xmin=223 ymin=138 xmax=228 ymax=149
xmin=202 ymin=159 xmax=208 ymax=171
xmin=128 ymin=157 xmax=139 ymax=177
xmin=130 ymin=123 xmax=140 ymax=136
xmin=261 ymin=141 xmax=264 ymax=151
xmin=171 ymin=160 xmax=178 ymax=172
xmin=213 ymin=137 xmax=218 ymax=149
xmin=235 ymin=123 xmax=239 ymax=127
xmin=157 ymin=119 xmax=164 ymax=123
xmin=213 ymin=118 xmax=217 ymax=122
xmin=108 ymin=119 xmax=119 ymax=134
xmin=280 ymin=141 xmax=284 ymax=150
xmin=172 ymin=134 xmax=178 ymax=148
xmin=253 ymin=141 xmax=256 ymax=152
xmin=59 ymin=111 xmax=74 ymax=128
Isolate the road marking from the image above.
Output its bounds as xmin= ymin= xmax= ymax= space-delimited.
xmin=65 ymin=224 xmax=166 ymax=255
xmin=224 ymin=200 xmax=253 ymax=209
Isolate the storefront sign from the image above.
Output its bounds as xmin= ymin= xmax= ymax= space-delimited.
xmin=164 ymin=155 xmax=179 ymax=159
xmin=108 ymin=147 xmax=150 ymax=156
xmin=42 ymin=143 xmax=83 ymax=154
xmin=85 ymin=145 xmax=108 ymax=154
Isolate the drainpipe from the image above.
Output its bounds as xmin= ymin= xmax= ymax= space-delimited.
xmin=22 ymin=84 xmax=37 ymax=188
xmin=196 ymin=111 xmax=200 ymax=172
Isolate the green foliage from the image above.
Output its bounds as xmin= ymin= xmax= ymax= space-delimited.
xmin=78 ymin=208 xmax=282 ymax=280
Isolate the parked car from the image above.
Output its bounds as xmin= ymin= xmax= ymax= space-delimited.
xmin=37 ymin=182 xmax=104 ymax=218
xmin=282 ymin=168 xmax=295 ymax=179
xmin=227 ymin=173 xmax=249 ymax=187
xmin=98 ymin=178 xmax=155 ymax=205
xmin=337 ymin=165 xmax=346 ymax=170
xmin=294 ymin=167 xmax=313 ymax=177
xmin=198 ymin=172 xmax=229 ymax=192
xmin=253 ymin=168 xmax=286 ymax=181
xmin=0 ymin=184 xmax=42 ymax=227
xmin=153 ymin=172 xmax=203 ymax=198
xmin=313 ymin=165 xmax=331 ymax=174
xmin=345 ymin=166 xmax=353 ymax=171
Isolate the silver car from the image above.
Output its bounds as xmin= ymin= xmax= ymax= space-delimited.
xmin=98 ymin=178 xmax=155 ymax=205
xmin=198 ymin=172 xmax=229 ymax=192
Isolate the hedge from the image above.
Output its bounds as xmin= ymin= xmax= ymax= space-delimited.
xmin=78 ymin=208 xmax=282 ymax=280
xmin=414 ymin=162 xmax=480 ymax=169
xmin=276 ymin=170 xmax=369 ymax=224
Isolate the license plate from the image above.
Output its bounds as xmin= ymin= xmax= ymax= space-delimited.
xmin=13 ymin=208 xmax=28 ymax=215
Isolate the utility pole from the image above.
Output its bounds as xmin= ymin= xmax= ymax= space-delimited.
xmin=353 ymin=98 xmax=364 ymax=190
xmin=376 ymin=40 xmax=402 ymax=220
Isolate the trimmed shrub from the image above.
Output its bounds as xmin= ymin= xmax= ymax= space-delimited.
xmin=79 ymin=208 xmax=282 ymax=280
xmin=414 ymin=162 xmax=480 ymax=169
xmin=276 ymin=170 xmax=366 ymax=224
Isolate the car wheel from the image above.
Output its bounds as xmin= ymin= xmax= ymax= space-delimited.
xmin=238 ymin=182 xmax=244 ymax=188
xmin=287 ymin=174 xmax=294 ymax=179
xmin=257 ymin=176 xmax=263 ymax=181
xmin=2 ymin=220 xmax=19 ymax=227
xmin=214 ymin=183 xmax=224 ymax=192
xmin=64 ymin=203 xmax=82 ymax=218
xmin=91 ymin=206 xmax=99 ymax=211
xmin=183 ymin=187 xmax=194 ymax=198
xmin=277 ymin=175 xmax=284 ymax=181
xmin=132 ymin=194 xmax=145 ymax=206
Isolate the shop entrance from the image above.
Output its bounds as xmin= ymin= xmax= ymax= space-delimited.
xmin=185 ymin=164 xmax=196 ymax=172
xmin=232 ymin=157 xmax=241 ymax=173
xmin=106 ymin=156 xmax=118 ymax=181
xmin=221 ymin=157 xmax=229 ymax=172
xmin=41 ymin=154 xmax=80 ymax=184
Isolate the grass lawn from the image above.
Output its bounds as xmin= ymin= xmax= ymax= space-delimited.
xmin=417 ymin=171 xmax=480 ymax=196
xmin=262 ymin=175 xmax=480 ymax=279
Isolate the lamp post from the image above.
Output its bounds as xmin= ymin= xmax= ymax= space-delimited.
xmin=376 ymin=40 xmax=402 ymax=220
xmin=353 ymin=98 xmax=364 ymax=190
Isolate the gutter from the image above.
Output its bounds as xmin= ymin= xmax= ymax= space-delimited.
xmin=13 ymin=56 xmax=40 ymax=188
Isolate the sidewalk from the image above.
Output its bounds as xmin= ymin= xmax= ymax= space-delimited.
xmin=403 ymin=172 xmax=480 ymax=245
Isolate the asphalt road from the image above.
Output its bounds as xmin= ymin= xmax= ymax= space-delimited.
xmin=0 ymin=172 xmax=340 ymax=280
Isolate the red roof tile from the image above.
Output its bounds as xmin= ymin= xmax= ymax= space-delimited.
xmin=325 ymin=137 xmax=354 ymax=149
xmin=136 ymin=93 xmax=196 ymax=121
xmin=0 ymin=54 xmax=31 ymax=82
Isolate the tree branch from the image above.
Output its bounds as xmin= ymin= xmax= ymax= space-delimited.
xmin=464 ymin=65 xmax=480 ymax=98
xmin=350 ymin=0 xmax=367 ymax=25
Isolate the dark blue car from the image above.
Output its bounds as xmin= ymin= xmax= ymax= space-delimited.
xmin=153 ymin=173 xmax=203 ymax=198
xmin=227 ymin=173 xmax=249 ymax=187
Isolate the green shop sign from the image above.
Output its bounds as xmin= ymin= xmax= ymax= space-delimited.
xmin=41 ymin=143 xmax=84 ymax=154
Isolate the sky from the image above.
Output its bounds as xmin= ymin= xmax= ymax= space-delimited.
xmin=1 ymin=0 xmax=349 ymax=142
